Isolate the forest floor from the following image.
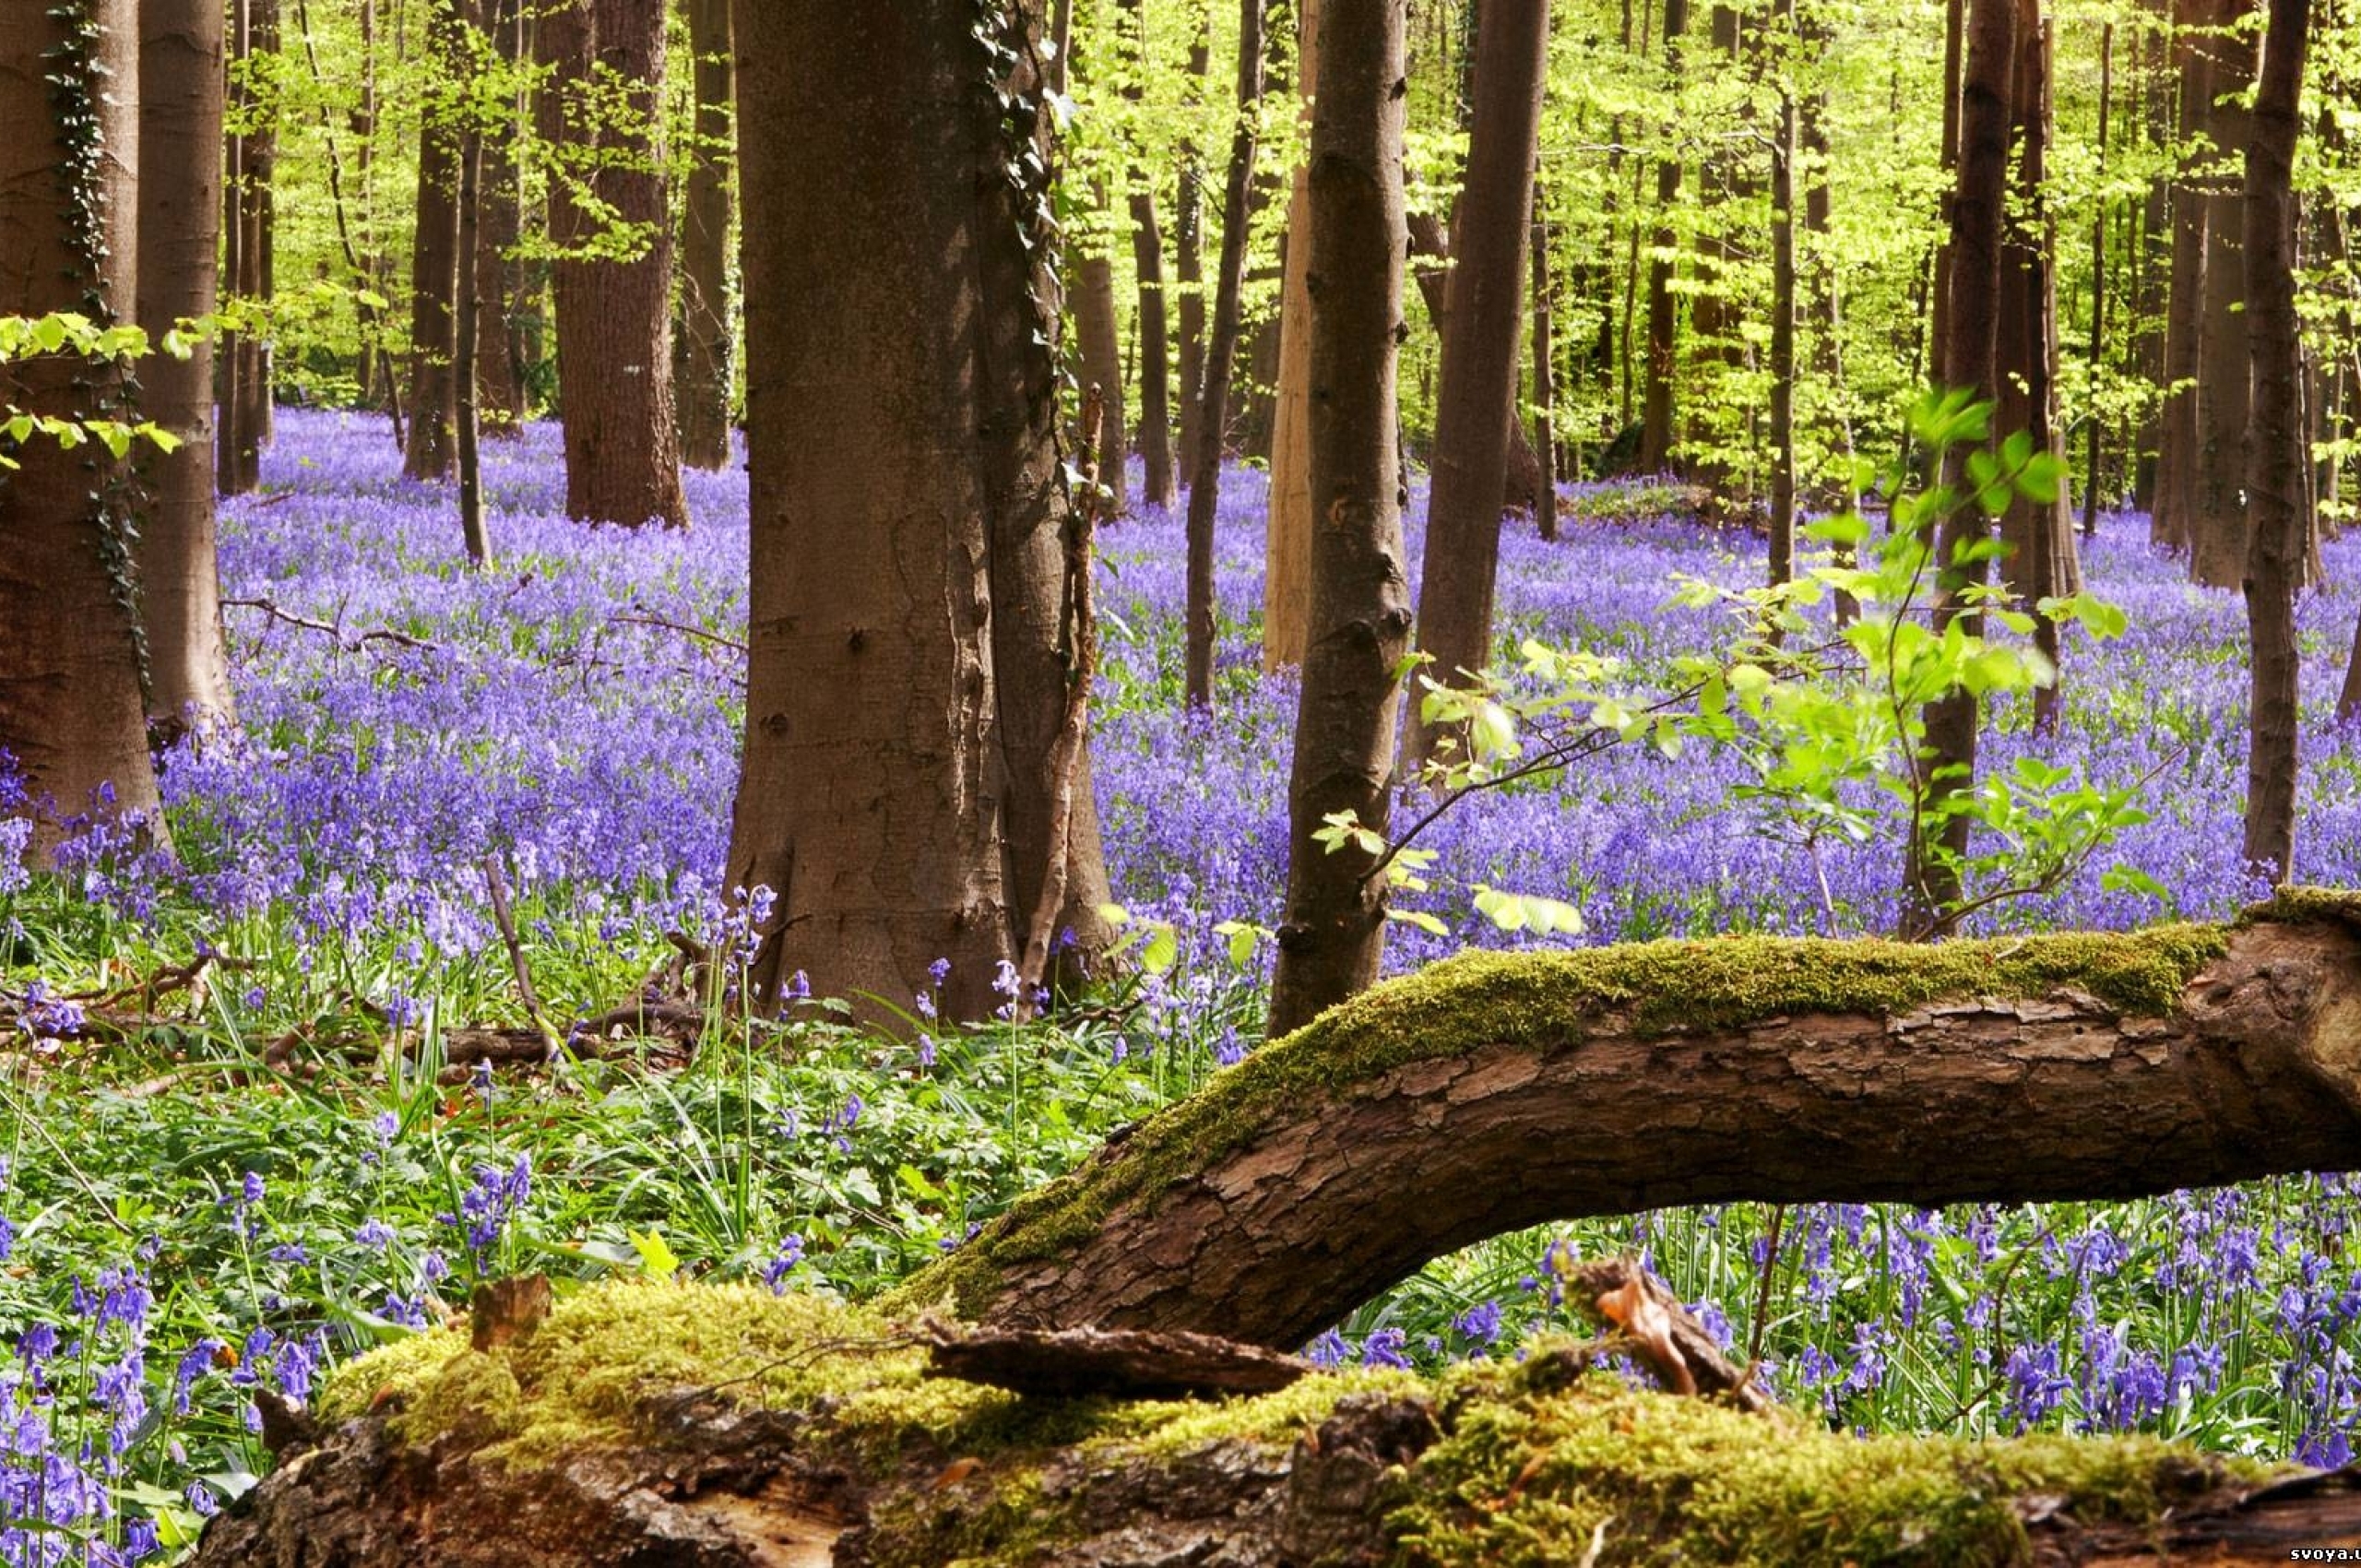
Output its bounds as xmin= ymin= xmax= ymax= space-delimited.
xmin=1 ymin=410 xmax=2357 ymax=1558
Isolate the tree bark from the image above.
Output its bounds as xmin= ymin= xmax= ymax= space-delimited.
xmin=218 ymin=0 xmax=268 ymax=495
xmin=1074 ymin=245 xmax=1129 ymax=514
xmin=2189 ymin=0 xmax=2257 ymax=588
xmin=2153 ymin=0 xmax=2208 ymax=551
xmin=726 ymin=0 xmax=1108 ymax=1020
xmin=2239 ymin=0 xmax=2309 ymax=882
xmin=0 ymin=0 xmax=166 ymax=861
xmin=1181 ymin=0 xmax=1265 ymax=711
xmin=1907 ymin=0 xmax=2014 ymax=936
xmin=675 ymin=0 xmax=733 ymax=471
xmin=1174 ymin=6 xmax=1212 ymax=484
xmin=187 ymin=1273 xmax=2361 ymax=1567
xmin=1405 ymin=0 xmax=1549 ymax=772
xmin=933 ymin=903 xmax=2361 ymax=1348
xmin=1119 ymin=0 xmax=1179 ymax=513
xmin=136 ymin=0 xmax=238 ymax=741
xmin=2084 ymin=21 xmax=2112 ymax=535
xmin=1768 ymin=0 xmax=1797 ymax=589
xmin=1637 ymin=0 xmax=1686 ymax=473
xmin=403 ymin=1 xmax=462 ymax=485
xmin=1261 ymin=0 xmax=1321 ymax=671
xmin=540 ymin=0 xmax=690 ymax=529
xmin=1530 ymin=203 xmax=1559 ymax=543
xmin=1264 ymin=0 xmax=1412 ymax=1038
xmin=472 ymin=0 xmax=525 ymax=436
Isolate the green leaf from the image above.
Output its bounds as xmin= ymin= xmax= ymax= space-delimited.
xmin=626 ymin=1228 xmax=682 ymax=1279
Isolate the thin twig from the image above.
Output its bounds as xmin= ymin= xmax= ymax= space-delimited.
xmin=1744 ymin=1203 xmax=1788 ymax=1376
xmin=608 ymin=612 xmax=747 ymax=655
xmin=481 ymin=855 xmax=557 ymax=1051
xmin=221 ymin=596 xmax=438 ymax=653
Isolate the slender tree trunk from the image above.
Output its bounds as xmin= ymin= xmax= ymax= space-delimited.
xmin=2189 ymin=0 xmax=2257 ymax=588
xmin=1928 ymin=0 xmax=1964 ymax=394
xmin=456 ymin=113 xmax=491 ymax=566
xmin=1906 ymin=0 xmax=2014 ymax=936
xmin=727 ymin=0 xmax=1107 ymax=1018
xmin=1262 ymin=0 xmax=1322 ymax=671
xmin=1530 ymin=201 xmax=1559 ymax=543
xmin=404 ymin=2 xmax=462 ymax=484
xmin=2083 ymin=21 xmax=2112 ymax=535
xmin=0 ymin=0 xmax=167 ymax=860
xmin=239 ymin=0 xmax=279 ymax=458
xmin=2240 ymin=0 xmax=2309 ymax=880
xmin=1074 ymin=232 xmax=1128 ymax=513
xmin=1638 ymin=0 xmax=1686 ymax=472
xmin=2132 ymin=0 xmax=2169 ymax=510
xmin=1183 ymin=0 xmax=1265 ymax=710
xmin=2155 ymin=0 xmax=2207 ymax=548
xmin=1406 ymin=0 xmax=1549 ymax=771
xmin=473 ymin=0 xmax=525 ymax=435
xmin=540 ymin=0 xmax=689 ymax=528
xmin=1768 ymin=0 xmax=1797 ymax=588
xmin=1119 ymin=0 xmax=1179 ymax=513
xmin=1265 ymin=0 xmax=1412 ymax=1037
xmin=218 ymin=0 xmax=261 ymax=495
xmin=676 ymin=0 xmax=733 ymax=471
xmin=1175 ymin=6 xmax=1212 ymax=483
xmin=136 ymin=0 xmax=237 ymax=741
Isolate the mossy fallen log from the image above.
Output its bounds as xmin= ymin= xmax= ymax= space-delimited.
xmin=896 ymin=895 xmax=2361 ymax=1348
xmin=188 ymin=1280 xmax=2361 ymax=1565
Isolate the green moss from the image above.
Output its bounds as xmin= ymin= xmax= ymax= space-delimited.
xmin=2239 ymin=883 xmax=2361 ymax=931
xmin=1391 ymin=1367 xmax=2270 ymax=1566
xmin=316 ymin=1281 xmax=2276 ymax=1567
xmin=894 ymin=922 xmax=2231 ymax=1319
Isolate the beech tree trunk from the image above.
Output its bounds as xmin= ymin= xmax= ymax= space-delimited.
xmin=1530 ymin=205 xmax=1559 ymax=543
xmin=1074 ymin=244 xmax=1129 ymax=513
xmin=1768 ymin=0 xmax=1797 ymax=588
xmin=1637 ymin=0 xmax=1686 ymax=473
xmin=1120 ymin=0 xmax=1178 ymax=513
xmin=1174 ymin=8 xmax=1212 ymax=484
xmin=2153 ymin=0 xmax=2208 ymax=551
xmin=1406 ymin=0 xmax=1549 ymax=772
xmin=726 ymin=0 xmax=1109 ymax=1020
xmin=403 ymin=3 xmax=462 ymax=485
xmin=1181 ymin=0 xmax=1264 ymax=711
xmin=0 ymin=0 xmax=166 ymax=861
xmin=2189 ymin=0 xmax=2257 ymax=589
xmin=1264 ymin=0 xmax=1412 ymax=1038
xmin=1908 ymin=0 xmax=2014 ymax=935
xmin=935 ymin=902 xmax=2361 ymax=1348
xmin=136 ymin=0 xmax=238 ymax=740
xmin=540 ymin=0 xmax=690 ymax=529
xmin=1261 ymin=0 xmax=1321 ymax=671
xmin=2240 ymin=0 xmax=2309 ymax=881
xmin=676 ymin=0 xmax=733 ymax=471
xmin=472 ymin=0 xmax=525 ymax=436
xmin=218 ymin=0 xmax=269 ymax=495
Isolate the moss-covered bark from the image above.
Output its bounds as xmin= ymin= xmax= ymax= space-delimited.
xmin=898 ymin=897 xmax=2361 ymax=1346
xmin=192 ymin=1280 xmax=2360 ymax=1566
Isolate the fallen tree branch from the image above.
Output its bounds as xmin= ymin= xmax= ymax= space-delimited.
xmin=221 ymin=596 xmax=440 ymax=654
xmin=897 ymin=892 xmax=2361 ymax=1348
xmin=188 ymin=1280 xmax=2361 ymax=1565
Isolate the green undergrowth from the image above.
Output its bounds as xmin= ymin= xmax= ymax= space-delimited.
xmin=895 ymin=915 xmax=2239 ymax=1320
xmin=325 ymin=1281 xmax=2273 ymax=1567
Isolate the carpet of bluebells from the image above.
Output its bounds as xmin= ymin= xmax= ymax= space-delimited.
xmin=2 ymin=407 xmax=2359 ymax=1561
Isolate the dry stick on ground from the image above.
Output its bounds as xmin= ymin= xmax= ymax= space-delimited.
xmin=480 ymin=855 xmax=556 ymax=1051
xmin=1014 ymin=385 xmax=1107 ymax=1018
xmin=607 ymin=611 xmax=747 ymax=655
xmin=1561 ymin=1256 xmax=1781 ymax=1416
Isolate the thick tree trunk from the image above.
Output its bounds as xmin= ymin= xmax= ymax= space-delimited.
xmin=0 ymin=0 xmax=166 ymax=861
xmin=404 ymin=5 xmax=462 ymax=485
xmin=727 ymin=0 xmax=1107 ymax=1020
xmin=136 ymin=0 xmax=238 ymax=740
xmin=1264 ymin=0 xmax=1412 ymax=1038
xmin=1638 ymin=0 xmax=1686 ymax=473
xmin=1261 ymin=0 xmax=1321 ymax=671
xmin=540 ymin=0 xmax=690 ymax=529
xmin=1406 ymin=0 xmax=1548 ymax=772
xmin=2240 ymin=0 xmax=2309 ymax=881
xmin=188 ymin=1271 xmax=2361 ymax=1566
xmin=1907 ymin=0 xmax=2014 ymax=936
xmin=927 ymin=901 xmax=2361 ymax=1348
xmin=1181 ymin=0 xmax=1265 ymax=711
xmin=2189 ymin=0 xmax=2257 ymax=588
xmin=676 ymin=0 xmax=733 ymax=471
